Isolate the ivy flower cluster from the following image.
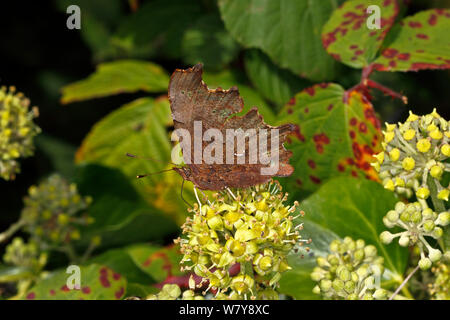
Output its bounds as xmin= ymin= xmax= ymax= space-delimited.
xmin=175 ymin=180 xmax=309 ymax=300
xmin=373 ymin=109 xmax=449 ymax=201
xmin=20 ymin=174 xmax=94 ymax=248
xmin=380 ymin=201 xmax=448 ymax=270
xmin=0 ymin=86 xmax=40 ymax=180
xmin=311 ymin=237 xmax=387 ymax=300
xmin=3 ymin=237 xmax=47 ymax=272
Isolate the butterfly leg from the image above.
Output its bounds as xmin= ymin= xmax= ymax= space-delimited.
xmin=193 ymin=186 xmax=202 ymax=212
xmin=197 ymin=188 xmax=212 ymax=206
xmin=226 ymin=187 xmax=245 ymax=209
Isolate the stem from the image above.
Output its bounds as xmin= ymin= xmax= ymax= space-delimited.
xmin=0 ymin=219 xmax=25 ymax=243
xmin=366 ymin=80 xmax=408 ymax=104
xmin=80 ymin=241 xmax=99 ymax=264
xmin=62 ymin=244 xmax=78 ymax=263
xmin=389 ymin=265 xmax=419 ymax=300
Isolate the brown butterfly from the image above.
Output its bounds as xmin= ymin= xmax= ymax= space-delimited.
xmin=168 ymin=64 xmax=295 ymax=191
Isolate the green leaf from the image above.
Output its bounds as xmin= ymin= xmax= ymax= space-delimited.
xmin=279 ymin=177 xmax=408 ymax=299
xmin=76 ymin=97 xmax=191 ymax=225
xmin=303 ymin=177 xmax=408 ymax=275
xmin=60 ymin=60 xmax=169 ymax=104
xmin=25 ymin=264 xmax=126 ymax=300
xmin=127 ymin=244 xmax=183 ymax=283
xmin=116 ymin=0 xmax=203 ymax=59
xmin=202 ymin=70 xmax=276 ymax=124
xmin=75 ymin=164 xmax=178 ymax=248
xmin=181 ymin=13 xmax=240 ymax=70
xmin=322 ymin=0 xmax=399 ymax=68
xmin=244 ymin=49 xmax=310 ymax=107
xmin=373 ymin=9 xmax=450 ymax=71
xmin=278 ymin=83 xmax=383 ymax=198
xmin=218 ymin=0 xmax=340 ymax=81
xmin=278 ymin=222 xmax=339 ymax=300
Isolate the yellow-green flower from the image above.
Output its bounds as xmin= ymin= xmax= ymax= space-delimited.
xmin=20 ymin=174 xmax=93 ymax=247
xmin=374 ymin=109 xmax=449 ymax=201
xmin=311 ymin=237 xmax=386 ymax=300
xmin=0 ymin=86 xmax=40 ymax=180
xmin=176 ymin=180 xmax=308 ymax=300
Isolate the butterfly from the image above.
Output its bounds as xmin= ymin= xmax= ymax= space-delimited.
xmin=168 ymin=63 xmax=295 ymax=191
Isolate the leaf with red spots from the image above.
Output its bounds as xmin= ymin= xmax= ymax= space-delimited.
xmin=218 ymin=0 xmax=340 ymax=81
xmin=279 ymin=83 xmax=382 ymax=197
xmin=25 ymin=265 xmax=127 ymax=300
xmin=127 ymin=244 xmax=183 ymax=283
xmin=322 ymin=0 xmax=399 ymax=68
xmin=373 ymin=9 xmax=450 ymax=71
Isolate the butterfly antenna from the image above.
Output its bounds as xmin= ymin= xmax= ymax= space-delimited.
xmin=180 ymin=179 xmax=193 ymax=208
xmin=126 ymin=153 xmax=180 ymax=167
xmin=136 ymin=168 xmax=175 ymax=179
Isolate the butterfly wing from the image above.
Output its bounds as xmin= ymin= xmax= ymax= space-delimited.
xmin=168 ymin=64 xmax=294 ymax=190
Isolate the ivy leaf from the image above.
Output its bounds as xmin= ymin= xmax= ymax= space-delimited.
xmin=75 ymin=164 xmax=178 ymax=249
xmin=181 ymin=14 xmax=240 ymax=70
xmin=218 ymin=0 xmax=340 ymax=81
xmin=244 ymin=49 xmax=311 ymax=107
xmin=322 ymin=0 xmax=399 ymax=68
xmin=278 ymin=222 xmax=339 ymax=300
xmin=278 ymin=83 xmax=382 ymax=198
xmin=373 ymin=9 xmax=450 ymax=71
xmin=75 ymin=97 xmax=191 ymax=225
xmin=279 ymin=177 xmax=408 ymax=299
xmin=25 ymin=264 xmax=127 ymax=300
xmin=60 ymin=60 xmax=169 ymax=104
xmin=127 ymin=244 xmax=183 ymax=283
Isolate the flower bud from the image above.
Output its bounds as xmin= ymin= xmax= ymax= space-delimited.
xmin=419 ymin=258 xmax=432 ymax=270
xmin=399 ymin=234 xmax=410 ymax=247
xmin=416 ymin=187 xmax=430 ymax=200
xmin=429 ymin=248 xmax=442 ymax=263
xmin=437 ymin=189 xmax=449 ymax=201
xmin=436 ymin=212 xmax=450 ymax=226
xmin=380 ymin=231 xmax=395 ymax=244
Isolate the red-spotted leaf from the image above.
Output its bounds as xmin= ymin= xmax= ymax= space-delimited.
xmin=373 ymin=9 xmax=450 ymax=71
xmin=127 ymin=244 xmax=183 ymax=283
xmin=278 ymin=83 xmax=382 ymax=198
xmin=322 ymin=0 xmax=399 ymax=68
xmin=25 ymin=265 xmax=126 ymax=300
